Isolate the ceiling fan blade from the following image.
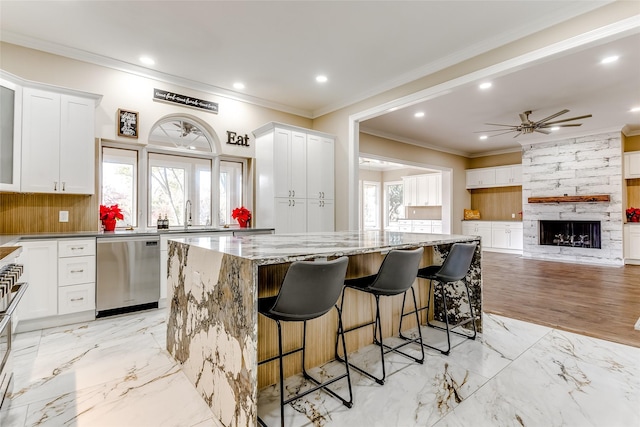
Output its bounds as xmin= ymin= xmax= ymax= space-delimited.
xmin=535 ymin=109 xmax=570 ymax=124
xmin=540 ymin=123 xmax=583 ymax=128
xmin=534 ymin=129 xmax=551 ymax=135
xmin=543 ymin=114 xmax=592 ymax=125
xmin=512 ymin=132 xmax=522 ymax=138
xmin=488 ymin=130 xmax=519 ymax=137
xmin=484 ymin=122 xmax=518 ymax=127
xmin=474 ymin=128 xmax=518 ymax=133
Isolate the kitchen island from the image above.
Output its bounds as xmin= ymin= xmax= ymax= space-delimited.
xmin=166 ymin=231 xmax=482 ymax=426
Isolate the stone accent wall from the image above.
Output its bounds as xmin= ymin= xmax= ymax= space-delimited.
xmin=522 ymin=132 xmax=623 ymax=265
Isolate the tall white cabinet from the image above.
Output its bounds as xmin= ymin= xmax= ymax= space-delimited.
xmin=254 ymin=123 xmax=335 ymax=233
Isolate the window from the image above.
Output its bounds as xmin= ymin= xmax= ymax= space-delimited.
xmin=219 ymin=160 xmax=244 ymax=226
xmin=148 ymin=153 xmax=211 ymax=227
xmin=384 ymin=181 xmax=404 ymax=229
xmin=362 ymin=181 xmax=380 ymax=230
xmin=101 ymin=147 xmax=137 ymax=227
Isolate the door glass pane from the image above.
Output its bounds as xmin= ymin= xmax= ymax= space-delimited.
xmin=219 ymin=160 xmax=243 ymax=226
xmin=198 ymin=169 xmax=211 ymax=225
xmin=102 ymin=147 xmax=137 ymax=227
xmin=363 ymin=181 xmax=380 ymax=230
xmin=385 ymin=181 xmax=404 ymax=228
xmin=150 ymin=165 xmax=185 ymax=226
xmin=0 ymin=85 xmax=15 ymax=185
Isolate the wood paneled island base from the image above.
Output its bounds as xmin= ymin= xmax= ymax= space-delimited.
xmin=166 ymin=231 xmax=481 ymax=427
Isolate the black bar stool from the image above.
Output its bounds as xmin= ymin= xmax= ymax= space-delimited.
xmin=257 ymin=256 xmax=352 ymax=427
xmin=337 ymin=248 xmax=424 ymax=385
xmin=400 ymin=242 xmax=477 ymax=355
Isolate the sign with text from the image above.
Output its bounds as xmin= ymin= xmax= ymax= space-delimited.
xmin=226 ymin=131 xmax=250 ymax=147
xmin=153 ymin=88 xmax=218 ymax=114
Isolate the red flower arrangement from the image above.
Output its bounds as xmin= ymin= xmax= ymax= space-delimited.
xmin=100 ymin=204 xmax=124 ymax=231
xmin=231 ymin=206 xmax=252 ymax=228
xmin=627 ymin=207 xmax=640 ymax=223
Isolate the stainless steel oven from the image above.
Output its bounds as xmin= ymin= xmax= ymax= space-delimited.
xmin=0 ymin=264 xmax=28 ymax=413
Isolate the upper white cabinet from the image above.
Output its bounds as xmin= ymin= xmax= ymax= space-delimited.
xmin=466 ymin=164 xmax=522 ymax=189
xmin=403 ymin=173 xmax=442 ymax=206
xmin=0 ymin=77 xmax=22 ymax=192
xmin=624 ymin=152 xmax=640 ymax=179
xmin=22 ymin=88 xmax=96 ymax=194
xmin=254 ymin=122 xmax=335 ymax=233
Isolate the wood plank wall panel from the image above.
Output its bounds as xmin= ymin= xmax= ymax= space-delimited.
xmin=0 ymin=193 xmax=98 ymax=234
xmin=470 ymin=186 xmax=523 ymax=221
xmin=627 ymin=178 xmax=640 ymax=209
xmin=257 ymin=250 xmax=434 ymax=389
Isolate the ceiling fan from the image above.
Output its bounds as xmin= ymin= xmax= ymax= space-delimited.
xmin=477 ymin=109 xmax=592 ymax=138
xmin=173 ymin=121 xmax=203 ymax=137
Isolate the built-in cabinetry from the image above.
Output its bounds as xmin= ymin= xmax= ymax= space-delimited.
xmin=396 ymin=219 xmax=442 ymax=233
xmin=466 ymin=164 xmax=522 ymax=189
xmin=254 ymin=123 xmax=335 ymax=233
xmin=462 ymin=220 xmax=523 ymax=253
xmin=624 ymin=224 xmax=640 ymax=265
xmin=0 ymin=70 xmax=101 ymax=194
xmin=14 ymin=238 xmax=96 ymax=331
xmin=624 ymin=152 xmax=640 ymax=179
xmin=402 ymin=173 xmax=442 ymax=206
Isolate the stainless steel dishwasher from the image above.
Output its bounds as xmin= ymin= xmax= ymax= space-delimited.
xmin=96 ymin=235 xmax=160 ymax=317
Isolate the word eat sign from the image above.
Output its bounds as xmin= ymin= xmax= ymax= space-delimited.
xmin=226 ymin=131 xmax=250 ymax=147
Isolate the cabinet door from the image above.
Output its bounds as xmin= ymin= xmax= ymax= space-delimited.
xmin=0 ymin=78 xmax=22 ymax=192
xmin=274 ymin=198 xmax=307 ymax=233
xmin=290 ymin=131 xmax=307 ymax=199
xmin=491 ymin=227 xmax=510 ymax=249
xmin=307 ymin=135 xmax=334 ymax=200
xmin=58 ymin=255 xmax=95 ymax=286
xmin=510 ymin=165 xmax=522 ymax=185
xmin=628 ymin=228 xmax=640 ymax=259
xmin=307 ymin=199 xmax=334 ymax=232
xmin=466 ymin=169 xmax=496 ymax=189
xmin=403 ymin=176 xmax=417 ymax=206
xmin=494 ymin=167 xmax=512 ymax=186
xmin=273 ymin=128 xmax=291 ymax=198
xmin=21 ymin=88 xmax=61 ymax=193
xmin=508 ymin=227 xmax=524 ymax=250
xmin=59 ymin=95 xmax=95 ymax=194
xmin=16 ymin=240 xmax=58 ymax=321
xmin=426 ymin=174 xmax=441 ymax=206
xmin=625 ymin=152 xmax=640 ymax=179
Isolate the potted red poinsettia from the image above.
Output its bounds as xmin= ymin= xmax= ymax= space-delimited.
xmin=231 ymin=206 xmax=252 ymax=228
xmin=99 ymin=204 xmax=124 ymax=231
xmin=627 ymin=207 xmax=640 ymax=223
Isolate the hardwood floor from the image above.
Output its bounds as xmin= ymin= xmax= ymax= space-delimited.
xmin=482 ymin=252 xmax=640 ymax=348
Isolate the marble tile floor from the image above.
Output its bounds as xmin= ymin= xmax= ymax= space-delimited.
xmin=1 ymin=309 xmax=638 ymax=427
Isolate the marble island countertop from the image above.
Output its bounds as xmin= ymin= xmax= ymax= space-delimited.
xmin=171 ymin=230 xmax=479 ymax=265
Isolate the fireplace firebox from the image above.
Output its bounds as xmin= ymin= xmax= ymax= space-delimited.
xmin=539 ymin=220 xmax=601 ymax=249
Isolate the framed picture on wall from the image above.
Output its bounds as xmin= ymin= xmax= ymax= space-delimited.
xmin=117 ymin=109 xmax=139 ymax=138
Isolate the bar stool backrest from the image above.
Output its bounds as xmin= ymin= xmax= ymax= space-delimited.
xmin=368 ymin=247 xmax=424 ymax=295
xmin=268 ymin=257 xmax=349 ymax=321
xmin=435 ymin=243 xmax=477 ymax=283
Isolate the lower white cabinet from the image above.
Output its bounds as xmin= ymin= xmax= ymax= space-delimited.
xmin=275 ymin=198 xmax=307 ymax=233
xmin=58 ymin=255 xmax=95 ymax=286
xmin=57 ymin=239 xmax=95 ymax=315
xmin=397 ymin=219 xmax=443 ymax=233
xmin=58 ymin=283 xmax=95 ymax=315
xmin=462 ymin=221 xmax=523 ymax=253
xmin=15 ymin=240 xmax=58 ymax=321
xmin=307 ymin=199 xmax=334 ymax=232
xmin=624 ymin=224 xmax=640 ymax=263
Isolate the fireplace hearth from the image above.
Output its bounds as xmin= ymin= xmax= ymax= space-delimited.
xmin=539 ymin=220 xmax=601 ymax=249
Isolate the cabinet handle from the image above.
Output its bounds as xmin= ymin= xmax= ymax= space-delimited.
xmin=62 ymin=182 xmax=66 ymax=191
xmin=54 ymin=181 xmax=58 ymax=191
xmin=70 ymin=247 xmax=84 ymax=251
xmin=288 ymin=200 xmax=291 ymax=207
xmin=70 ymin=297 xmax=85 ymax=302
xmin=292 ymin=199 xmax=295 ymax=206
xmin=292 ymin=190 xmax=295 ymax=197
xmin=70 ymin=269 xmax=84 ymax=273
xmin=289 ymin=190 xmax=291 ymax=197
xmin=322 ymin=191 xmax=325 ymax=198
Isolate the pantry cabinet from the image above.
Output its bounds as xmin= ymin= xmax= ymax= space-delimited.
xmin=255 ymin=123 xmax=335 ymax=233
xmin=21 ymin=88 xmax=96 ymax=194
xmin=624 ymin=152 xmax=640 ymax=179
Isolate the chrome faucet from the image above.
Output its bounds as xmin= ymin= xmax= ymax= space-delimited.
xmin=184 ymin=200 xmax=192 ymax=229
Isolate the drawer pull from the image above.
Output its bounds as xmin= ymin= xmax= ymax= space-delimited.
xmin=70 ymin=247 xmax=84 ymax=251
xmin=70 ymin=269 xmax=84 ymax=273
xmin=70 ymin=297 xmax=84 ymax=302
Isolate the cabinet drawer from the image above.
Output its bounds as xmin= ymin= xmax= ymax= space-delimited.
xmin=58 ymin=256 xmax=95 ymax=286
xmin=58 ymin=239 xmax=95 ymax=257
xmin=58 ymin=283 xmax=95 ymax=315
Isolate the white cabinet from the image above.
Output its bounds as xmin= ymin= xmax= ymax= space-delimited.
xmin=624 ymin=224 xmax=640 ymax=263
xmin=403 ymin=173 xmax=442 ymax=206
xmin=307 ymin=199 xmax=334 ymax=232
xmin=15 ymin=240 xmax=58 ymax=321
xmin=0 ymin=76 xmax=22 ymax=192
xmin=461 ymin=221 xmax=492 ymax=248
xmin=490 ymin=222 xmax=523 ymax=251
xmin=624 ymin=152 xmax=640 ymax=179
xmin=494 ymin=165 xmax=522 ymax=186
xmin=21 ymin=87 xmax=96 ymax=194
xmin=397 ymin=219 xmax=443 ymax=233
xmin=255 ymin=123 xmax=335 ymax=233
xmin=466 ymin=164 xmax=522 ymax=189
xmin=57 ymin=238 xmax=95 ymax=315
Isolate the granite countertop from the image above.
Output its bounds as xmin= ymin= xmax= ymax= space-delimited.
xmin=0 ymin=227 xmax=274 ymax=247
xmin=171 ymin=230 xmax=479 ymax=265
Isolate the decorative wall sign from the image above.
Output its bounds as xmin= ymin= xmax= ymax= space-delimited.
xmin=153 ymin=88 xmax=218 ymax=114
xmin=117 ymin=109 xmax=138 ymax=138
xmin=226 ymin=131 xmax=250 ymax=147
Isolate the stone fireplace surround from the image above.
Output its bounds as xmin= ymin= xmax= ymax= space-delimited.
xmin=521 ymin=132 xmax=623 ymax=265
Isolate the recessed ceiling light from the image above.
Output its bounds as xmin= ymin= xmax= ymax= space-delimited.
xmin=600 ymin=55 xmax=619 ymax=64
xmin=139 ymin=56 xmax=155 ymax=66
xmin=550 ymin=126 xmax=560 ymax=131
xmin=479 ymin=82 xmax=492 ymax=90
xmin=414 ymin=112 xmax=425 ymax=118
xmin=233 ymin=82 xmax=245 ymax=90
xmin=479 ymin=135 xmax=488 ymax=140
xmin=316 ymin=75 xmax=328 ymax=83
xmin=630 ymin=106 xmax=640 ymax=113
